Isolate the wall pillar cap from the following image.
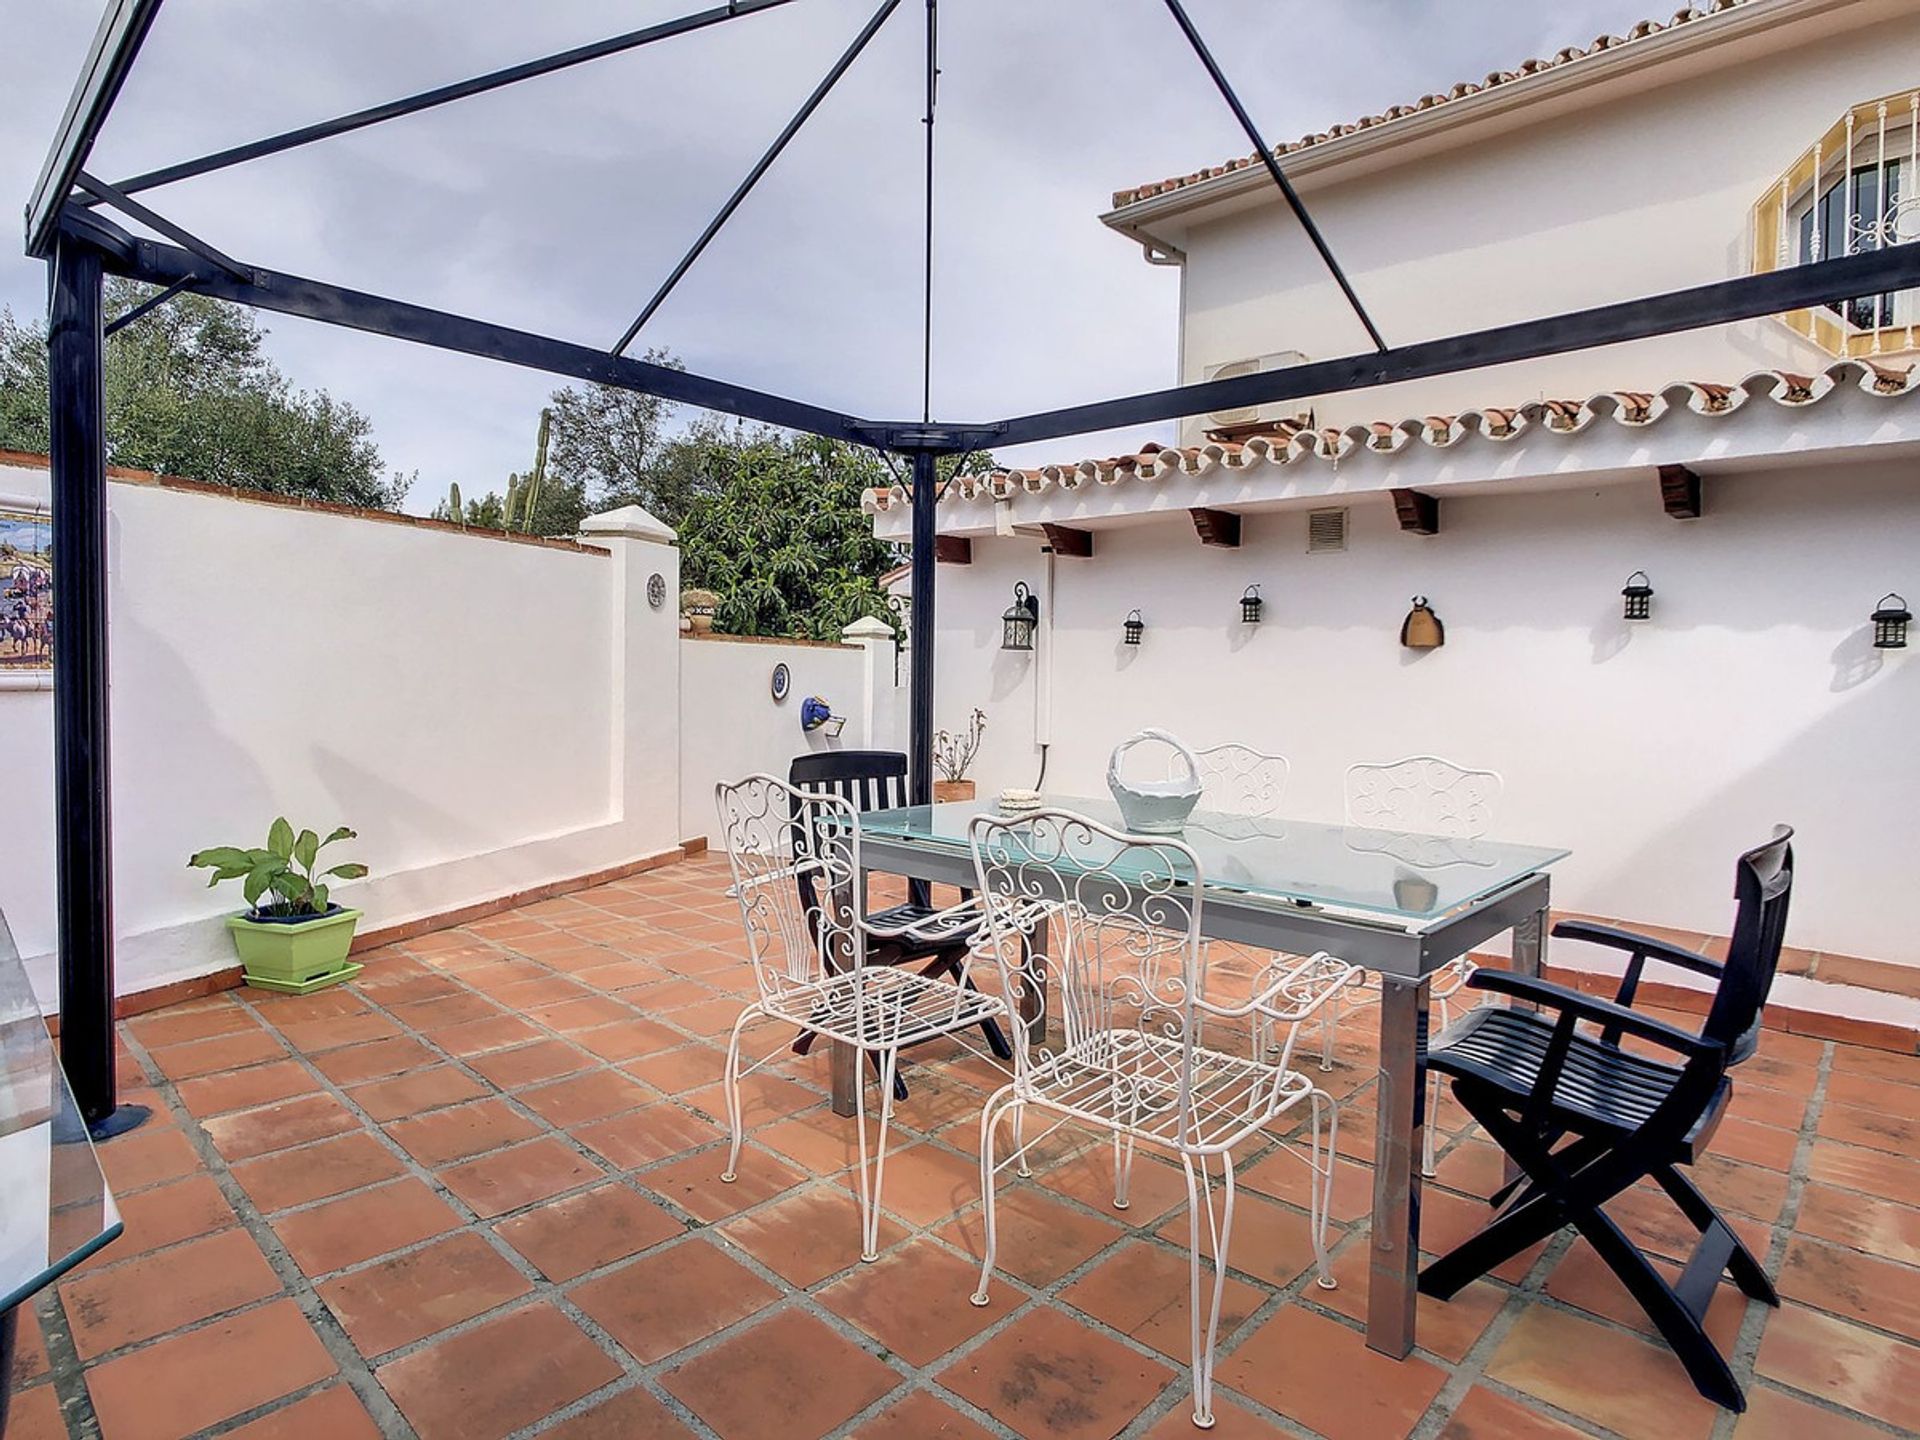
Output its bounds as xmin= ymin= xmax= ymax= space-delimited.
xmin=841 ymin=615 xmax=895 ymax=642
xmin=580 ymin=505 xmax=676 ymax=545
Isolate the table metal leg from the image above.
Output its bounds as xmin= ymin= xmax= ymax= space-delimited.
xmin=1368 ymin=974 xmax=1428 ymax=1358
xmin=1499 ymin=904 xmax=1551 ymax=1184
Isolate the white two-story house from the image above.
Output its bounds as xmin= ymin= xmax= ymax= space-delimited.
xmin=867 ymin=0 xmax=1920 ymax=1015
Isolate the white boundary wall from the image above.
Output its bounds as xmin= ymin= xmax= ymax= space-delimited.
xmin=0 ymin=458 xmax=904 ymax=1009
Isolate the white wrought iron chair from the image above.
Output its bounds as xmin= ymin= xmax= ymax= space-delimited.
xmin=966 ymin=808 xmax=1350 ymax=1431
xmin=715 ymin=774 xmax=1012 ymax=1261
xmin=1342 ymin=755 xmax=1504 ymax=1175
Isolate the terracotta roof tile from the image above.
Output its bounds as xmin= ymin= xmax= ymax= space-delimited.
xmin=1108 ymin=3 xmax=1756 ymax=210
xmin=862 ymin=359 xmax=1918 ymax=516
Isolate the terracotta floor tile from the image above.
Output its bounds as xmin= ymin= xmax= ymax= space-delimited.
xmin=377 ymin=1303 xmax=623 ymax=1440
xmin=127 ymin=1002 xmax=255 ymax=1048
xmin=271 ymin=1177 xmax=463 ymax=1275
xmin=1313 ymin=1243 xmax=1504 ymax=1364
xmin=95 ymin=1125 xmax=203 ymax=1194
xmin=174 ymin=1059 xmax=320 ymax=1117
xmin=1157 ymin=1189 xmax=1326 ymax=1291
xmin=1543 ymin=1242 xmax=1746 ymax=1352
xmin=1042 ymin=1147 xmax=1193 ymax=1225
xmin=147 ymin=1028 xmax=286 ymax=1080
xmin=625 ymin=976 xmax=721 ymax=1010
xmin=519 ymin=1068 xmax=655 ymax=1127
xmin=1795 ymin=1182 xmax=1920 ymax=1265
xmin=492 ymin=976 xmax=592 ymax=1009
xmin=385 ymin=1097 xmax=542 ymax=1166
xmin=819 ymin=1240 xmax=1001 ymax=1366
xmin=1819 ymin=1102 xmax=1920 ymax=1160
xmin=251 ymin=988 xmax=372 ymax=1023
xmin=1487 ymin=1302 xmax=1719 ymax=1440
xmin=1692 ymin=1154 xmax=1790 ymax=1224
xmin=1755 ymin=1303 xmax=1920 ymax=1431
xmin=467 ymin=1038 xmax=596 ymax=1089
xmin=940 ymin=1305 xmax=1174 ymax=1440
xmin=84 ymin=1299 xmax=336 ymax=1440
xmin=623 ymin=1043 xmax=727 ymax=1094
xmin=717 ymin=1186 xmax=908 ymax=1288
xmin=1733 ymin=1385 xmax=1887 ymax=1439
xmin=387 ymin=992 xmax=505 ymax=1032
xmin=1139 ymin=1395 xmax=1290 ymax=1438
xmin=682 ymin=1072 xmax=823 ymax=1129
xmin=1061 ymin=1239 xmax=1264 ymax=1364
xmin=271 ymin=1010 xmax=400 ymax=1053
xmin=851 ymin=1391 xmax=995 ymax=1440
xmin=637 ymin=1144 xmax=802 ymax=1221
xmin=541 ymin=1387 xmax=702 ymax=1440
xmin=572 ymin=959 xmax=672 ymax=994
xmin=306 ymin=1034 xmax=440 ymax=1086
xmin=220 ymin=1384 xmax=385 ymax=1440
xmin=851 ymin=1142 xmax=980 ymax=1228
xmin=573 ymin=1017 xmax=692 ymax=1062
xmin=663 ymin=1308 xmax=898 ymax=1440
xmin=1437 ymin=1386 xmax=1587 ymax=1439
xmin=1714 ymin=1117 xmax=1800 ymax=1172
xmin=90 ymin=1173 xmax=234 ymax=1264
xmin=1807 ymin=1140 xmax=1920 ymax=1203
xmin=577 ymin=1103 xmax=723 ymax=1170
xmin=570 ymin=1237 xmax=779 ymax=1363
xmin=1777 ymin=1235 xmax=1920 ymax=1341
xmin=201 ymin=1092 xmax=360 ymax=1161
xmin=319 ymin=1231 xmax=534 ymax=1355
xmin=938 ymin=1185 xmax=1126 ymax=1289
xmin=494 ymin=1183 xmax=683 ymax=1281
xmin=1827 ymin=1068 xmax=1920 ymax=1119
xmin=433 ymin=1013 xmax=544 ymax=1056
xmin=1217 ymin=1304 xmax=1446 ymax=1440
xmin=438 ymin=1136 xmax=604 ymax=1218
xmin=1239 ymin=1146 xmax=1376 ymax=1224
xmin=748 ymin=1108 xmax=909 ymax=1176
xmin=526 ymin=995 xmax=638 ymax=1032
xmin=231 ymin=1131 xmax=408 ymax=1212
xmin=8 ymin=1303 xmax=49 ymax=1389
xmin=345 ymin=1065 xmax=489 ymax=1123
xmin=1 ymin=1384 xmax=65 ymax=1440
xmin=1420 ymin=1188 xmax=1549 ymax=1283
xmin=61 ymin=1227 xmax=282 ymax=1359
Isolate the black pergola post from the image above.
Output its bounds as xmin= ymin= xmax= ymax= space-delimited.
xmin=907 ymin=448 xmax=937 ymax=805
xmin=47 ymin=231 xmax=138 ymax=1135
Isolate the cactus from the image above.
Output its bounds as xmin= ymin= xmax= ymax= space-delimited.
xmin=446 ymin=481 xmax=464 ymax=526
xmin=522 ymin=408 xmax=551 ymax=534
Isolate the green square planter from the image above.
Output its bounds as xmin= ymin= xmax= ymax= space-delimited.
xmin=228 ymin=907 xmax=363 ymax=995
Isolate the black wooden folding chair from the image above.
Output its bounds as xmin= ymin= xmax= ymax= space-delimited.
xmin=787 ymin=751 xmax=1013 ymax=1098
xmin=1419 ymin=826 xmax=1794 ymax=1411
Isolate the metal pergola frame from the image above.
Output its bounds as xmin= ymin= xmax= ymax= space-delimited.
xmin=26 ymin=0 xmax=1920 ymax=1137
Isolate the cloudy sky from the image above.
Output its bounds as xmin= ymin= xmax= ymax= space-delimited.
xmin=5 ymin=0 xmax=1666 ymax=508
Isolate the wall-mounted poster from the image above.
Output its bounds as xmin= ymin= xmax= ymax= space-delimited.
xmin=0 ymin=498 xmax=53 ymax=681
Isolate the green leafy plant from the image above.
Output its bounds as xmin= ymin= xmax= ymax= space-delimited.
xmin=188 ymin=820 xmax=368 ymax=919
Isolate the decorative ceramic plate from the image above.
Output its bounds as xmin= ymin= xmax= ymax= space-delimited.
xmin=770 ymin=662 xmax=791 ymax=702
xmin=646 ymin=573 xmax=667 ymax=609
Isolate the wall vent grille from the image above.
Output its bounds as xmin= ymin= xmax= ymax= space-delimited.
xmin=1307 ymin=507 xmax=1348 ymax=554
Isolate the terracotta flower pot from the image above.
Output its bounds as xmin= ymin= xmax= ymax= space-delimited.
xmin=932 ymin=779 xmax=976 ymax=803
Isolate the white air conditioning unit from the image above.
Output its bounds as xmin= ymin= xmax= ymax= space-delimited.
xmin=1204 ymin=351 xmax=1312 ymax=430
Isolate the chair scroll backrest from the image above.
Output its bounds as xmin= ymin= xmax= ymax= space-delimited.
xmin=1345 ymin=755 xmax=1503 ymax=838
xmin=1704 ymin=826 xmax=1795 ymax=1066
xmin=716 ymin=774 xmax=861 ymax=1006
xmin=1192 ymin=744 xmax=1290 ymax=818
xmin=968 ymin=808 xmax=1209 ymax=1138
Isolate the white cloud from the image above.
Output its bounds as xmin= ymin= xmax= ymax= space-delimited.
xmin=3 ymin=0 xmax=1668 ymax=502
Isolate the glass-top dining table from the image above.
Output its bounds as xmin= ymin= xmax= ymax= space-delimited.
xmin=851 ymin=796 xmax=1569 ymax=1361
xmin=0 ymin=908 xmax=122 ymax=1426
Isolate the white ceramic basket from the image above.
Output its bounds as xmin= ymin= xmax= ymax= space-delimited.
xmin=1107 ymin=729 xmax=1203 ymax=834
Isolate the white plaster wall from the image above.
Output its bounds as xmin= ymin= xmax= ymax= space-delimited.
xmin=921 ymin=457 xmax=1920 ymax=965
xmin=676 ymin=635 xmax=877 ymax=845
xmin=0 ymin=460 xmax=686 ymax=1005
xmin=1172 ymin=6 xmax=1920 ymax=440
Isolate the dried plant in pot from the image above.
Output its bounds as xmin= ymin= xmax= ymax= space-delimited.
xmin=932 ymin=708 xmax=986 ymax=802
xmin=188 ymin=821 xmax=369 ymax=993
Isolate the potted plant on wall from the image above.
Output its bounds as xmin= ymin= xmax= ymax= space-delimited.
xmin=681 ymin=588 xmax=720 ymax=634
xmin=188 ymin=821 xmax=369 ymax=994
xmin=932 ymin=709 xmax=987 ymax=802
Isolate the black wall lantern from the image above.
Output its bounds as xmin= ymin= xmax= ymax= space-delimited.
xmin=1240 ymin=585 xmax=1263 ymax=623
xmin=1872 ymin=593 xmax=1911 ymax=649
xmin=1621 ymin=571 xmax=1654 ymax=621
xmin=1123 ymin=609 xmax=1145 ymax=645
xmin=1001 ymin=581 xmax=1040 ymax=651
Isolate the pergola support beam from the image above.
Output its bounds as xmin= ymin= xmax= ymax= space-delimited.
xmin=1041 ymin=525 xmax=1093 ymax=558
xmin=70 ymin=212 xmax=875 ymax=443
xmin=933 ymin=535 xmax=971 ymax=564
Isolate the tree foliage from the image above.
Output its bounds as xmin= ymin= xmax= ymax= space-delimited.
xmin=0 ymin=280 xmax=410 ymax=508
